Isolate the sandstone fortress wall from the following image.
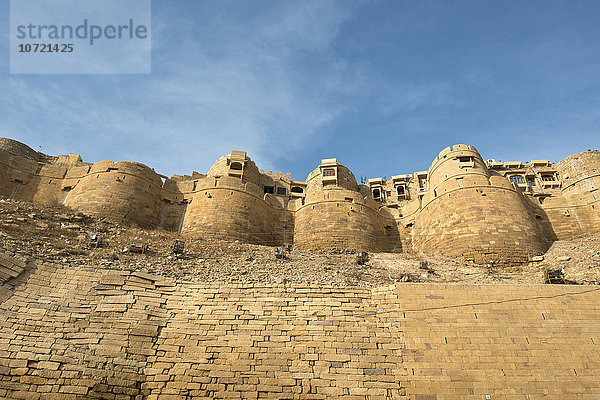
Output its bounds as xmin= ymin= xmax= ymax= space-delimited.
xmin=1 ymin=262 xmax=599 ymax=399
xmin=1 ymin=138 xmax=599 ymax=264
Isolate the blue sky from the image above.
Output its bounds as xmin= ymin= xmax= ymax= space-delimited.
xmin=1 ymin=0 xmax=599 ymax=180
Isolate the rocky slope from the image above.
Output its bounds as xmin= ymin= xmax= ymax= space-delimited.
xmin=1 ymin=198 xmax=598 ymax=286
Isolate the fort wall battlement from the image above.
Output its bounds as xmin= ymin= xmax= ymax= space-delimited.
xmin=412 ymin=145 xmax=548 ymax=264
xmin=294 ymin=161 xmax=397 ymax=251
xmin=1 ymin=137 xmax=599 ymax=264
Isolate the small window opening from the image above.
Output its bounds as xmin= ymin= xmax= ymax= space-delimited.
xmin=276 ymin=187 xmax=287 ymax=195
xmin=372 ymin=188 xmax=381 ymax=199
xmin=541 ymin=175 xmax=556 ymax=182
xmin=322 ymin=168 xmax=335 ymax=177
xmin=291 ymin=186 xmax=304 ymax=194
xmin=230 ymin=162 xmax=243 ymax=170
xmin=527 ymin=177 xmax=536 ymax=187
xmin=264 ymin=186 xmax=274 ymax=194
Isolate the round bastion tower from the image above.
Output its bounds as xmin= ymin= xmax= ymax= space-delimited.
xmin=64 ymin=160 xmax=164 ymax=228
xmin=556 ymin=150 xmax=600 ymax=235
xmin=294 ymin=158 xmax=393 ymax=251
xmin=413 ymin=144 xmax=547 ymax=265
xmin=180 ymin=151 xmax=291 ymax=246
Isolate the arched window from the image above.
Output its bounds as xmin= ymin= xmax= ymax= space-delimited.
xmin=230 ymin=162 xmax=243 ymax=170
xmin=372 ymin=188 xmax=381 ymax=199
xmin=322 ymin=168 xmax=335 ymax=177
xmin=396 ymin=185 xmax=405 ymax=195
xmin=291 ymin=186 xmax=304 ymax=193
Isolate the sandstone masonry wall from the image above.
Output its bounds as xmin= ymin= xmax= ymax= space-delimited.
xmin=1 ymin=263 xmax=599 ymax=399
xmin=557 ymin=150 xmax=600 ymax=235
xmin=64 ymin=161 xmax=164 ymax=228
xmin=182 ymin=185 xmax=292 ymax=246
xmin=179 ymin=154 xmax=293 ymax=246
xmin=294 ymin=162 xmax=396 ymax=251
xmin=413 ymin=145 xmax=548 ymax=265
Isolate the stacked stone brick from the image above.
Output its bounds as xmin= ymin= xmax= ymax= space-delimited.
xmin=0 ymin=252 xmax=27 ymax=285
xmin=1 ymin=263 xmax=599 ymax=399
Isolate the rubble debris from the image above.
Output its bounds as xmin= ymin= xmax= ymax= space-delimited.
xmin=128 ymin=242 xmax=148 ymax=254
xmin=419 ymin=260 xmax=436 ymax=274
xmin=89 ymin=234 xmax=104 ymax=249
xmin=544 ymin=269 xmax=566 ymax=284
xmin=357 ymin=251 xmax=369 ymax=265
xmin=275 ymin=247 xmax=287 ymax=260
xmin=172 ymin=239 xmax=185 ymax=255
xmin=1 ymin=199 xmax=600 ymax=287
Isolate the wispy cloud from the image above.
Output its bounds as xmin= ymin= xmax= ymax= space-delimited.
xmin=2 ymin=0 xmax=599 ymax=181
xmin=1 ymin=0 xmax=360 ymax=176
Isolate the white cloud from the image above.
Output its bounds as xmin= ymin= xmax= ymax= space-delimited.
xmin=1 ymin=1 xmax=359 ymax=177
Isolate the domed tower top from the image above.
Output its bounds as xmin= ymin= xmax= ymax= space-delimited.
xmin=556 ymin=149 xmax=600 ymax=187
xmin=206 ymin=150 xmax=262 ymax=185
xmin=427 ymin=144 xmax=490 ymax=190
xmin=305 ymin=158 xmax=359 ymax=193
xmin=0 ymin=138 xmax=41 ymax=161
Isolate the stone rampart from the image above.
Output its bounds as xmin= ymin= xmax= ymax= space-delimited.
xmin=1 ymin=138 xmax=599 ymax=263
xmin=413 ymin=145 xmax=548 ymax=264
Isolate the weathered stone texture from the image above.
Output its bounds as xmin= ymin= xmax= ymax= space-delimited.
xmin=0 ymin=252 xmax=27 ymax=284
xmin=557 ymin=150 xmax=600 ymax=235
xmin=294 ymin=162 xmax=398 ymax=251
xmin=182 ymin=187 xmax=292 ymax=246
xmin=412 ymin=145 xmax=548 ymax=264
xmin=1 ymin=264 xmax=600 ymax=399
xmin=64 ymin=161 xmax=164 ymax=228
xmin=0 ymin=138 xmax=40 ymax=161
